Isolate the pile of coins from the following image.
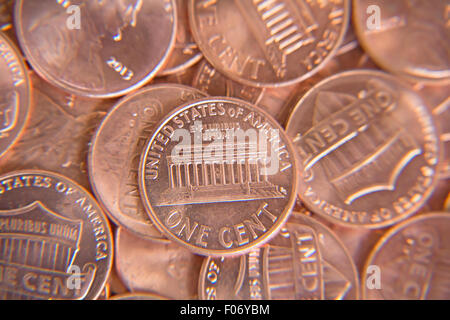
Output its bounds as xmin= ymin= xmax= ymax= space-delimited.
xmin=0 ymin=0 xmax=448 ymax=300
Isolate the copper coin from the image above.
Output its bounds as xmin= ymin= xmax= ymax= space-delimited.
xmin=14 ymin=0 xmax=177 ymax=98
xmin=286 ymin=70 xmax=440 ymax=228
xmin=199 ymin=211 xmax=360 ymax=300
xmin=188 ymin=0 xmax=350 ymax=87
xmin=158 ymin=0 xmax=203 ymax=76
xmin=115 ymin=227 xmax=203 ymax=300
xmin=363 ymin=212 xmax=450 ymax=299
xmin=192 ymin=59 xmax=264 ymax=104
xmin=109 ymin=292 xmax=168 ymax=300
xmin=0 ymin=72 xmax=109 ymax=190
xmin=353 ymin=0 xmax=450 ymax=82
xmin=0 ymin=170 xmax=113 ymax=300
xmin=0 ymin=31 xmax=30 ymax=160
xmin=89 ymin=84 xmax=207 ymax=240
xmin=139 ymin=97 xmax=298 ymax=256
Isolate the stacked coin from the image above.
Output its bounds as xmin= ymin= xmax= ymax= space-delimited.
xmin=0 ymin=0 xmax=448 ymax=300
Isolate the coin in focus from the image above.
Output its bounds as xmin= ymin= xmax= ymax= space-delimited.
xmin=363 ymin=212 xmax=450 ymax=299
xmin=189 ymin=0 xmax=350 ymax=87
xmin=115 ymin=227 xmax=203 ymax=300
xmin=89 ymin=84 xmax=207 ymax=240
xmin=0 ymin=31 xmax=30 ymax=160
xmin=14 ymin=0 xmax=177 ymax=98
xmin=353 ymin=0 xmax=450 ymax=82
xmin=286 ymin=70 xmax=440 ymax=228
xmin=199 ymin=211 xmax=359 ymax=300
xmin=158 ymin=0 xmax=202 ymax=76
xmin=139 ymin=97 xmax=298 ymax=256
xmin=0 ymin=170 xmax=113 ymax=299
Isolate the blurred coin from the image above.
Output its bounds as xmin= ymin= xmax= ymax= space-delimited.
xmin=286 ymin=70 xmax=440 ymax=228
xmin=353 ymin=0 xmax=450 ymax=82
xmin=115 ymin=228 xmax=202 ymax=300
xmin=199 ymin=211 xmax=359 ymax=300
xmin=159 ymin=0 xmax=202 ymax=76
xmin=89 ymin=84 xmax=206 ymax=240
xmin=0 ymin=170 xmax=113 ymax=300
xmin=139 ymin=97 xmax=298 ymax=256
xmin=0 ymin=72 xmax=110 ymax=189
xmin=188 ymin=0 xmax=350 ymax=87
xmin=0 ymin=31 xmax=30 ymax=160
xmin=14 ymin=0 xmax=177 ymax=98
xmin=362 ymin=212 xmax=450 ymax=299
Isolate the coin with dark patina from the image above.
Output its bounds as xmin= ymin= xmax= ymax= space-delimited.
xmin=189 ymin=0 xmax=350 ymax=87
xmin=363 ymin=212 xmax=450 ymax=300
xmin=139 ymin=97 xmax=298 ymax=256
xmin=15 ymin=0 xmax=177 ymax=98
xmin=199 ymin=211 xmax=360 ymax=300
xmin=0 ymin=170 xmax=113 ymax=300
xmin=286 ymin=70 xmax=440 ymax=228
xmin=89 ymin=84 xmax=207 ymax=240
xmin=0 ymin=31 xmax=30 ymax=160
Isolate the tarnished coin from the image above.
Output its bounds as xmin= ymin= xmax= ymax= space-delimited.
xmin=89 ymin=84 xmax=207 ymax=240
xmin=0 ymin=31 xmax=30 ymax=159
xmin=286 ymin=70 xmax=440 ymax=228
xmin=363 ymin=213 xmax=450 ymax=300
xmin=139 ymin=97 xmax=298 ymax=256
xmin=199 ymin=211 xmax=359 ymax=300
xmin=159 ymin=0 xmax=202 ymax=76
xmin=14 ymin=0 xmax=177 ymax=98
xmin=115 ymin=228 xmax=203 ymax=300
xmin=0 ymin=170 xmax=113 ymax=300
xmin=189 ymin=0 xmax=350 ymax=87
xmin=109 ymin=292 xmax=168 ymax=300
xmin=353 ymin=0 xmax=450 ymax=82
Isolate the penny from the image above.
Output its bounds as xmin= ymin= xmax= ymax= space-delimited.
xmin=286 ymin=70 xmax=440 ymax=228
xmin=0 ymin=72 xmax=110 ymax=189
xmin=189 ymin=0 xmax=350 ymax=87
xmin=158 ymin=0 xmax=203 ymax=76
xmin=0 ymin=31 xmax=30 ymax=160
xmin=362 ymin=212 xmax=450 ymax=300
xmin=14 ymin=0 xmax=177 ymax=98
xmin=89 ymin=84 xmax=207 ymax=240
xmin=115 ymin=228 xmax=203 ymax=300
xmin=199 ymin=211 xmax=359 ymax=300
xmin=0 ymin=170 xmax=113 ymax=300
xmin=139 ymin=97 xmax=298 ymax=256
xmin=109 ymin=292 xmax=168 ymax=300
xmin=353 ymin=0 xmax=450 ymax=82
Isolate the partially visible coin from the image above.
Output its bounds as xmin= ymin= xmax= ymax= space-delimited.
xmin=15 ymin=0 xmax=177 ymax=98
xmin=286 ymin=70 xmax=440 ymax=228
xmin=115 ymin=228 xmax=203 ymax=300
xmin=0 ymin=170 xmax=113 ymax=300
xmin=0 ymin=31 xmax=30 ymax=160
xmin=89 ymin=84 xmax=207 ymax=240
xmin=139 ymin=97 xmax=298 ymax=256
xmin=363 ymin=212 xmax=450 ymax=300
xmin=353 ymin=0 xmax=450 ymax=82
xmin=189 ymin=0 xmax=350 ymax=87
xmin=158 ymin=0 xmax=202 ymax=76
xmin=199 ymin=211 xmax=359 ymax=300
